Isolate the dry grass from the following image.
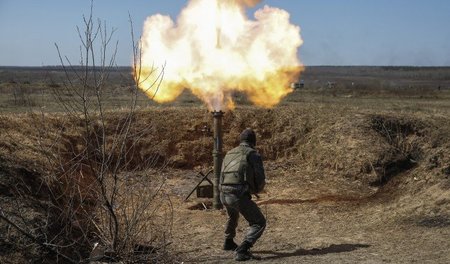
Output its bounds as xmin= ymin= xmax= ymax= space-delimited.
xmin=1 ymin=66 xmax=449 ymax=262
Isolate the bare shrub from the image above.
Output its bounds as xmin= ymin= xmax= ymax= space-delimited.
xmin=1 ymin=2 xmax=172 ymax=263
xmin=370 ymin=115 xmax=424 ymax=185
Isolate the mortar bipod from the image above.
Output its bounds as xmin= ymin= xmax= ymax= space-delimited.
xmin=184 ymin=169 xmax=214 ymax=201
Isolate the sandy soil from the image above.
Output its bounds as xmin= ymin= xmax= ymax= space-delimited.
xmin=165 ymin=164 xmax=450 ymax=264
xmin=1 ymin=104 xmax=449 ymax=263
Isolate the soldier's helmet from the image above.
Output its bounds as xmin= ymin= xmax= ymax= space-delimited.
xmin=240 ymin=128 xmax=256 ymax=147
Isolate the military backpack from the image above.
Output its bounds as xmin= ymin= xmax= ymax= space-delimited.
xmin=220 ymin=144 xmax=257 ymax=192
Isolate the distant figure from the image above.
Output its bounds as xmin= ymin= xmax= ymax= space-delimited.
xmin=220 ymin=128 xmax=266 ymax=261
xmin=438 ymin=85 xmax=441 ymax=91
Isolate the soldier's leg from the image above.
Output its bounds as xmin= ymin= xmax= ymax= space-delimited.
xmin=221 ymin=192 xmax=240 ymax=250
xmin=221 ymin=192 xmax=240 ymax=240
xmin=224 ymin=205 xmax=239 ymax=240
xmin=238 ymin=194 xmax=266 ymax=245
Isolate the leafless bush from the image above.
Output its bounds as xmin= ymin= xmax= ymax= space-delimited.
xmin=369 ymin=115 xmax=424 ymax=185
xmin=1 ymin=2 xmax=172 ymax=263
xmin=371 ymin=115 xmax=423 ymax=157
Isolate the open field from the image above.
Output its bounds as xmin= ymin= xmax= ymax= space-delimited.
xmin=0 ymin=66 xmax=449 ymax=263
xmin=1 ymin=66 xmax=450 ymax=113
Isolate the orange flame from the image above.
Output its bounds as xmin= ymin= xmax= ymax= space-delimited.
xmin=135 ymin=0 xmax=303 ymax=111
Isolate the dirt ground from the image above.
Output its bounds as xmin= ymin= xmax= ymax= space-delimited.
xmin=162 ymin=161 xmax=449 ymax=264
xmin=1 ymin=104 xmax=450 ymax=263
xmin=1 ymin=66 xmax=450 ymax=263
xmin=134 ymin=103 xmax=449 ymax=263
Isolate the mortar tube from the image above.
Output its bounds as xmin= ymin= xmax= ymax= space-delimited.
xmin=212 ymin=111 xmax=224 ymax=210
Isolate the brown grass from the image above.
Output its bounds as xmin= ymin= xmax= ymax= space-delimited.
xmin=1 ymin=66 xmax=449 ymax=262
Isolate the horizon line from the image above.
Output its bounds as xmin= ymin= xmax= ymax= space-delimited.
xmin=1 ymin=65 xmax=450 ymax=68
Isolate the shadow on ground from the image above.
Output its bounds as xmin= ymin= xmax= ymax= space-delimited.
xmin=253 ymin=243 xmax=371 ymax=260
xmin=406 ymin=214 xmax=450 ymax=228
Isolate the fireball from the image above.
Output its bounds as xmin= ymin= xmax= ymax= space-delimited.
xmin=135 ymin=0 xmax=303 ymax=111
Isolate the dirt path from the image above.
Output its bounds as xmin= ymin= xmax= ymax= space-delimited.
xmin=167 ymin=172 xmax=450 ymax=264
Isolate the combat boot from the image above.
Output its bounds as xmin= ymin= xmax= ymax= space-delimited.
xmin=223 ymin=238 xmax=238 ymax=251
xmin=235 ymin=241 xmax=252 ymax=261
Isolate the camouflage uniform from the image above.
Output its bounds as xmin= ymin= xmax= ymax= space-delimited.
xmin=220 ymin=136 xmax=266 ymax=258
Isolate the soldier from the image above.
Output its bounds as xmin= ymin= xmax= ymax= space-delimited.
xmin=220 ymin=128 xmax=266 ymax=261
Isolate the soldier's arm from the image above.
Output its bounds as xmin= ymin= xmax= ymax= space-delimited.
xmin=249 ymin=152 xmax=266 ymax=193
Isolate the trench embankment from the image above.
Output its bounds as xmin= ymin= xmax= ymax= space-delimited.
xmin=1 ymin=106 xmax=450 ymax=262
